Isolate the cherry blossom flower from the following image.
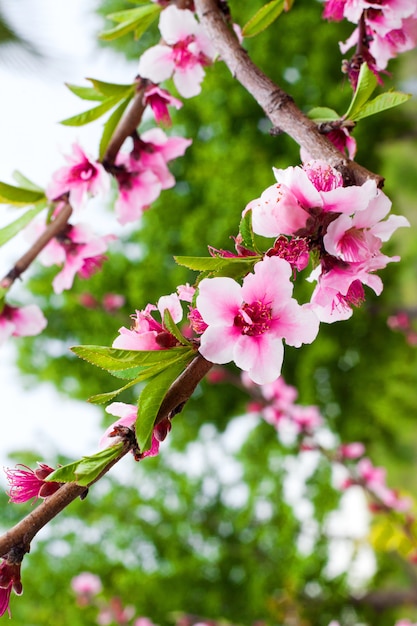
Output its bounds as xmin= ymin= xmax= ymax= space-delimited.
xmin=5 ymin=462 xmax=61 ymax=503
xmin=196 ymin=256 xmax=319 ymax=384
xmin=71 ymin=572 xmax=102 ymax=605
xmin=137 ymin=5 xmax=215 ymax=98
xmin=247 ymin=160 xmax=376 ymax=238
xmin=99 ymin=402 xmax=161 ymax=458
xmin=143 ymin=83 xmax=183 ymax=125
xmin=0 ymin=559 xmax=22 ymax=617
xmin=113 ymin=292 xmax=183 ymax=351
xmin=39 ymin=223 xmax=115 ymax=294
xmin=338 ymin=442 xmax=365 ymax=459
xmin=46 ymin=143 xmax=109 ymax=211
xmin=114 ymin=129 xmax=191 ymax=225
xmin=0 ymin=303 xmax=47 ymax=344
xmin=348 ymin=457 xmax=412 ymax=512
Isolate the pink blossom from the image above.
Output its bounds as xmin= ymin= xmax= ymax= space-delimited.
xmin=338 ymin=442 xmax=365 ymax=459
xmin=99 ymin=402 xmax=161 ymax=458
xmin=71 ymin=572 xmax=102 ymax=597
xmin=309 ymin=267 xmax=380 ymax=323
xmin=46 ymin=143 xmax=109 ymax=211
xmin=248 ymin=160 xmax=376 ymax=238
xmin=143 ymin=84 xmax=183 ymax=125
xmin=103 ymin=293 xmax=125 ymax=312
xmin=114 ymin=129 xmax=191 ymax=225
xmin=5 ymin=463 xmax=60 ymax=503
xmin=196 ymin=256 xmax=319 ymax=384
xmin=114 ymin=156 xmax=162 ymax=225
xmin=0 ymin=560 xmax=22 ymax=618
xmin=137 ymin=5 xmax=215 ymax=98
xmin=289 ymin=405 xmax=323 ymax=433
xmin=134 ymin=619 xmax=158 ymax=626
xmin=357 ymin=458 xmax=411 ymax=511
xmin=0 ymin=303 xmax=47 ymax=344
xmin=113 ymin=293 xmax=183 ymax=351
xmin=39 ymin=223 xmax=115 ymax=294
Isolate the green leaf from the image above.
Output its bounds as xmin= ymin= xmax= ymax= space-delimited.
xmin=59 ymin=96 xmax=124 ymax=127
xmin=0 ymin=203 xmax=46 ymax=247
xmin=174 ymin=255 xmax=259 ymax=281
xmin=100 ymin=4 xmax=161 ymax=41
xmin=242 ymin=0 xmax=288 ymax=38
xmin=136 ymin=358 xmax=190 ymax=452
xmin=0 ymin=181 xmax=46 ymax=206
xmin=163 ymin=309 xmax=192 ymax=347
xmin=46 ymin=444 xmax=124 ymax=486
xmin=99 ymin=95 xmax=133 ymax=160
xmin=343 ymin=63 xmax=378 ymax=121
xmin=65 ymin=83 xmax=106 ymax=102
xmin=238 ymin=209 xmax=257 ymax=252
xmin=71 ymin=344 xmax=192 ymax=373
xmin=349 ymin=90 xmax=411 ymax=121
xmin=88 ymin=79 xmax=135 ymax=98
xmin=88 ymin=378 xmax=141 ymax=404
xmin=307 ymin=107 xmax=341 ymax=123
xmin=12 ymin=171 xmax=44 ymax=192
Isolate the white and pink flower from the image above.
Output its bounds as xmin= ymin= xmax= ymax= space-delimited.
xmin=47 ymin=143 xmax=110 ymax=211
xmin=99 ymin=402 xmax=161 ymax=458
xmin=39 ymin=223 xmax=115 ymax=294
xmin=137 ymin=5 xmax=216 ymax=98
xmin=113 ymin=293 xmax=183 ymax=351
xmin=114 ymin=129 xmax=191 ymax=225
xmin=0 ymin=303 xmax=47 ymax=344
xmin=196 ymin=256 xmax=319 ymax=384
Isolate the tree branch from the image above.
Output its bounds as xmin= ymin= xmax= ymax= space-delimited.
xmin=0 ymin=440 xmax=131 ymax=558
xmin=0 ymin=202 xmax=73 ymax=290
xmin=194 ymin=0 xmax=383 ymax=187
xmin=102 ymin=88 xmax=147 ymax=167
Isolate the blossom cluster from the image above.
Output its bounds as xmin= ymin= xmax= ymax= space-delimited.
xmin=323 ymin=0 xmax=417 ymax=80
xmin=247 ymin=159 xmax=408 ymax=324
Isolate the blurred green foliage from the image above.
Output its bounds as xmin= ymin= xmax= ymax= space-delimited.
xmin=4 ymin=0 xmax=417 ymax=625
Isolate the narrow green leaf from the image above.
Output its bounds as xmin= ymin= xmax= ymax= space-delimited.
xmin=99 ymin=95 xmax=133 ymax=160
xmin=174 ymin=255 xmax=259 ymax=281
xmin=71 ymin=344 xmax=192 ymax=372
xmin=136 ymin=358 xmax=190 ymax=452
xmin=59 ymin=96 xmax=123 ymax=127
xmin=88 ymin=378 xmax=140 ymax=404
xmin=349 ymin=91 xmax=411 ymax=121
xmin=242 ymin=0 xmax=286 ymax=38
xmin=65 ymin=83 xmax=105 ymax=102
xmin=88 ymin=79 xmax=134 ymax=98
xmin=238 ymin=210 xmax=257 ymax=251
xmin=163 ymin=309 xmax=192 ymax=347
xmin=100 ymin=5 xmax=160 ymax=41
xmin=106 ymin=5 xmax=160 ymax=24
xmin=0 ymin=204 xmax=46 ymax=247
xmin=343 ymin=63 xmax=378 ymax=121
xmin=46 ymin=444 xmax=124 ymax=486
xmin=0 ymin=182 xmax=45 ymax=206
xmin=307 ymin=107 xmax=341 ymax=123
xmin=132 ymin=8 xmax=161 ymax=41
xmin=12 ymin=171 xmax=44 ymax=192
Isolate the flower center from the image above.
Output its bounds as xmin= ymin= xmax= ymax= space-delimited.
xmin=172 ymin=36 xmax=198 ymax=69
xmin=71 ymin=161 xmax=97 ymax=183
xmin=234 ymin=301 xmax=272 ymax=336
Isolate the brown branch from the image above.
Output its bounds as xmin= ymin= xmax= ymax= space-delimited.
xmin=1 ymin=202 xmax=73 ymax=290
xmin=0 ymin=440 xmax=132 ymax=558
xmin=194 ymin=0 xmax=383 ymax=188
xmin=102 ymin=88 xmax=147 ymax=167
xmin=155 ymin=353 xmax=214 ymax=424
xmin=0 ymin=354 xmax=213 ymax=558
